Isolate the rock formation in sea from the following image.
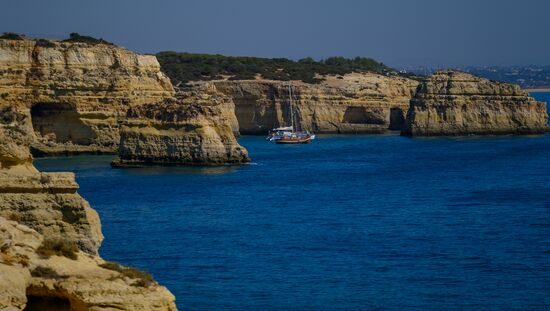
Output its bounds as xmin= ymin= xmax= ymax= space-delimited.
xmin=203 ymin=73 xmax=419 ymax=134
xmin=0 ymin=103 xmax=177 ymax=310
xmin=0 ymin=37 xmax=175 ymax=156
xmin=112 ymin=84 xmax=249 ymax=167
xmin=401 ymin=71 xmax=548 ymax=136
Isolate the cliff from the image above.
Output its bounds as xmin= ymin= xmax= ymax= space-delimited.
xmin=0 ymin=38 xmax=175 ymax=155
xmin=0 ymin=37 xmax=250 ymax=167
xmin=402 ymin=71 xmax=548 ymax=136
xmin=209 ymin=73 xmax=419 ymax=134
xmin=0 ymin=103 xmax=177 ymax=310
xmin=113 ymin=85 xmax=249 ymax=166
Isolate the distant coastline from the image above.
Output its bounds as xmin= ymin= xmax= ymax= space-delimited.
xmin=525 ymin=88 xmax=550 ymax=92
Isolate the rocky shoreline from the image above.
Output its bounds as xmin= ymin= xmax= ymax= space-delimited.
xmin=0 ymin=35 xmax=548 ymax=310
xmin=1 ymin=36 xmax=545 ymax=162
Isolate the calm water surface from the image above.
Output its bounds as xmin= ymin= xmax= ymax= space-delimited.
xmin=34 ymin=93 xmax=550 ymax=310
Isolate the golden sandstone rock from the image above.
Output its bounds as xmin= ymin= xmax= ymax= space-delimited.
xmin=402 ymin=71 xmax=548 ymax=136
xmin=0 ymin=38 xmax=178 ymax=309
xmin=0 ymin=37 xmax=249 ymax=165
xmin=210 ymin=72 xmax=419 ymax=134
xmin=0 ymin=38 xmax=174 ymax=155
xmin=0 ymin=107 xmax=177 ymax=309
xmin=0 ymin=217 xmax=177 ymax=311
xmin=113 ymin=85 xmax=249 ymax=167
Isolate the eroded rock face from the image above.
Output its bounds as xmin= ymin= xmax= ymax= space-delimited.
xmin=0 ymin=38 xmax=174 ymax=155
xmin=0 ymin=217 xmax=177 ymax=311
xmin=0 ymin=104 xmax=177 ymax=309
xmin=401 ymin=71 xmax=548 ymax=136
xmin=114 ymin=85 xmax=249 ymax=166
xmin=0 ymin=104 xmax=102 ymax=254
xmin=210 ymin=73 xmax=418 ymax=134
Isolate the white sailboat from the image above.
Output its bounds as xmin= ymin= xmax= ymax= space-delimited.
xmin=266 ymin=84 xmax=315 ymax=144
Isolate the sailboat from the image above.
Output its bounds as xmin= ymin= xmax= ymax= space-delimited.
xmin=266 ymin=84 xmax=315 ymax=144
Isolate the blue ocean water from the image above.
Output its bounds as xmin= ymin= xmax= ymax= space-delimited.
xmin=34 ymin=93 xmax=550 ymax=310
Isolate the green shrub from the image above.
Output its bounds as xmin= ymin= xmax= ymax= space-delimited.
xmin=36 ymin=238 xmax=78 ymax=260
xmin=31 ymin=266 xmax=65 ymax=279
xmin=99 ymin=261 xmax=155 ymax=287
xmin=63 ymin=32 xmax=113 ymax=45
xmin=110 ymin=59 xmax=121 ymax=70
xmin=0 ymin=32 xmax=24 ymax=40
xmin=35 ymin=39 xmax=56 ymax=48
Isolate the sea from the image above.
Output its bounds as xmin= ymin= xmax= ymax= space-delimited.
xmin=35 ymin=92 xmax=550 ymax=310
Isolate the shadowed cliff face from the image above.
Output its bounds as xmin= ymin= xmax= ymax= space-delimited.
xmin=210 ymin=73 xmax=419 ymax=134
xmin=31 ymin=102 xmax=97 ymax=145
xmin=0 ymin=38 xmax=175 ymax=155
xmin=402 ymin=71 xmax=548 ymax=136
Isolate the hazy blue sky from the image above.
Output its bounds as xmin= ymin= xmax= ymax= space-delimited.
xmin=2 ymin=0 xmax=549 ymax=68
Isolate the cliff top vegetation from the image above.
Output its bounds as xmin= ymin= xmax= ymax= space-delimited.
xmin=62 ymin=32 xmax=114 ymax=45
xmin=156 ymin=51 xmax=405 ymax=84
xmin=0 ymin=32 xmax=25 ymax=40
xmin=0 ymin=32 xmax=114 ymax=46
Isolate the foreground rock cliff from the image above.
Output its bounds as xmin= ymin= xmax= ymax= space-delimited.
xmin=202 ymin=73 xmax=418 ymax=134
xmin=0 ymin=104 xmax=177 ymax=310
xmin=402 ymin=71 xmax=548 ymax=136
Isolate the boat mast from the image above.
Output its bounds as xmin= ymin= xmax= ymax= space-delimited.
xmin=288 ymin=84 xmax=294 ymax=131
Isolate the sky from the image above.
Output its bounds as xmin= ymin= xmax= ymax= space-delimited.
xmin=2 ymin=0 xmax=550 ymax=68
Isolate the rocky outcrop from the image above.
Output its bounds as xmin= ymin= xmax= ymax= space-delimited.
xmin=209 ymin=73 xmax=418 ymax=134
xmin=0 ymin=38 xmax=174 ymax=155
xmin=112 ymin=84 xmax=249 ymax=167
xmin=402 ymin=71 xmax=548 ymax=136
xmin=0 ymin=217 xmax=177 ymax=311
xmin=0 ymin=37 xmax=249 ymax=166
xmin=0 ymin=103 xmax=177 ymax=310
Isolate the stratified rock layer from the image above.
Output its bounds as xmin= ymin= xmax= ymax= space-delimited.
xmin=0 ymin=38 xmax=174 ymax=155
xmin=210 ymin=73 xmax=418 ymax=134
xmin=0 ymin=104 xmax=103 ymax=255
xmin=401 ymin=71 xmax=548 ymax=136
xmin=113 ymin=85 xmax=249 ymax=167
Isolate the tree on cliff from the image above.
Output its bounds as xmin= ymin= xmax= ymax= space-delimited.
xmin=63 ymin=33 xmax=113 ymax=45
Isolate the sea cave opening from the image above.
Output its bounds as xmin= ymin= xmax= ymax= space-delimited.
xmin=388 ymin=107 xmax=405 ymax=130
xmin=342 ymin=106 xmax=385 ymax=125
xmin=30 ymin=102 xmax=96 ymax=145
xmin=24 ymin=295 xmax=71 ymax=311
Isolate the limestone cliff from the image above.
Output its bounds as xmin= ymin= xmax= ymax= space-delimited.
xmin=402 ymin=71 xmax=548 ymax=136
xmin=0 ymin=38 xmax=174 ymax=155
xmin=113 ymin=85 xmax=249 ymax=166
xmin=196 ymin=72 xmax=418 ymax=134
xmin=0 ymin=103 xmax=177 ymax=310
